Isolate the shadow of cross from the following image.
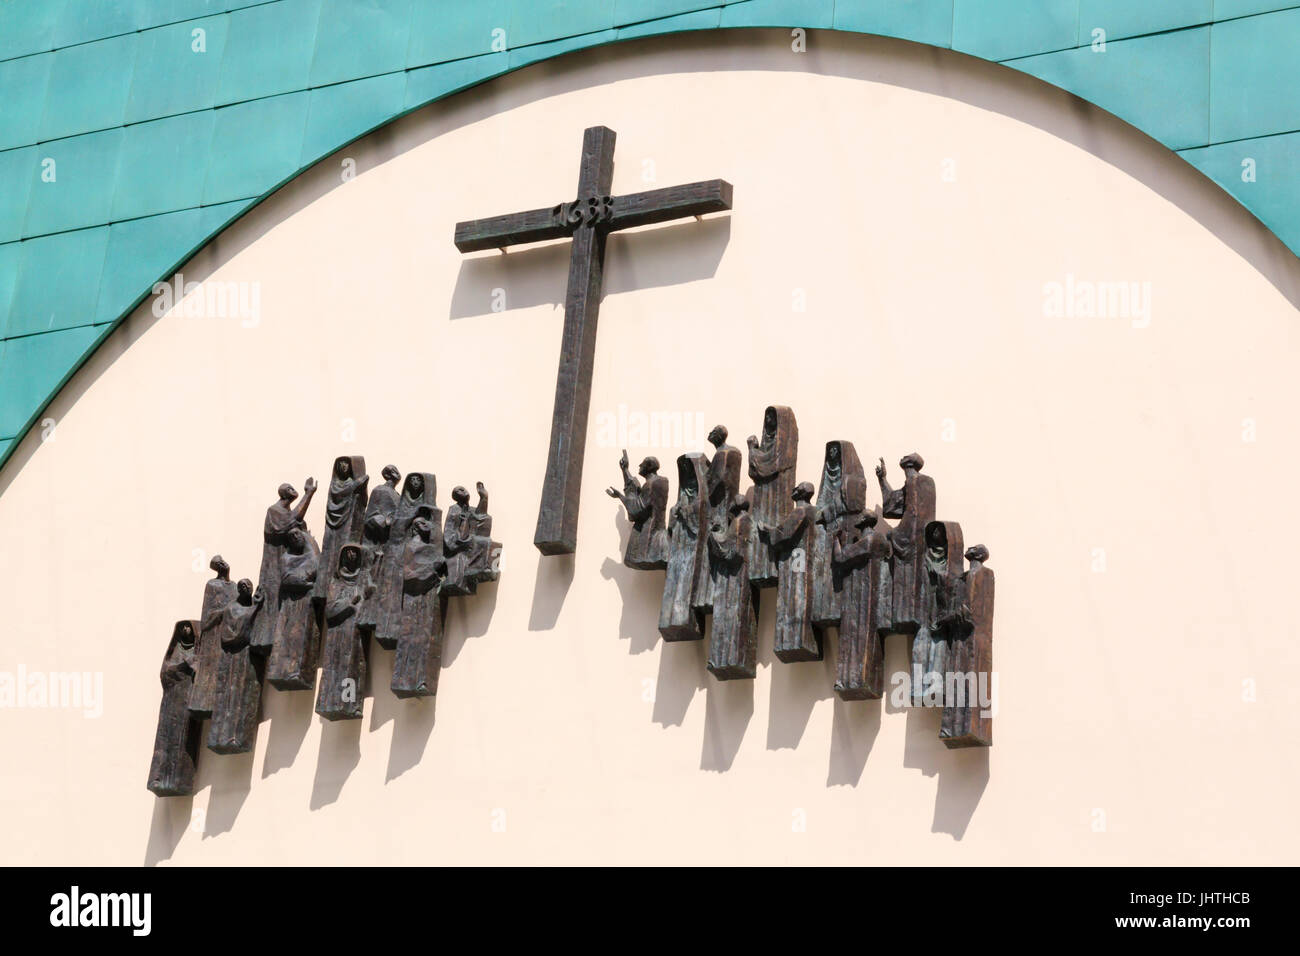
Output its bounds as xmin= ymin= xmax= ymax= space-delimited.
xmin=454 ymin=125 xmax=733 ymax=556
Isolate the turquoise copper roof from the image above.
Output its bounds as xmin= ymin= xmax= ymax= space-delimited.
xmin=3 ymin=0 xmax=1300 ymax=469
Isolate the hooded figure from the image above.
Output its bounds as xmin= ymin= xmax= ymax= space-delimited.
xmin=876 ymin=453 xmax=936 ymax=634
xmin=831 ymin=507 xmax=892 ymax=700
xmin=208 ymin=579 xmax=266 ymax=754
xmin=695 ymin=425 xmax=743 ymax=614
xmin=912 ymin=520 xmax=967 ymax=707
xmin=373 ymin=472 xmax=436 ymax=650
xmin=746 ymin=406 xmax=798 ymax=587
xmin=147 ymin=620 xmax=202 ymax=796
xmin=941 ymin=544 xmax=994 ymax=748
xmin=357 ymin=465 xmax=401 ymax=636
xmin=764 ymin=481 xmax=820 ymax=662
xmin=607 ymin=451 xmax=669 ymax=570
xmin=393 ymin=508 xmax=447 ymax=698
xmin=442 ymin=483 xmax=498 ymax=596
xmin=252 ymin=478 xmax=317 ymax=653
xmin=189 ymin=555 xmax=236 ymax=718
xmin=313 ymin=455 xmax=368 ymax=604
xmin=659 ymin=453 xmax=709 ymax=641
xmin=706 ymin=494 xmax=758 ymax=680
xmin=316 ymin=545 xmax=373 ymax=721
xmin=266 ymin=526 xmax=322 ymax=690
xmin=811 ymin=440 xmax=867 ymax=631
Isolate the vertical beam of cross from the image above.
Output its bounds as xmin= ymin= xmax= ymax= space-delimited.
xmin=454 ymin=126 xmax=732 ymax=556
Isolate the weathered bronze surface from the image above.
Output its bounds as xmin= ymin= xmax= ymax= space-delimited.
xmin=454 ymin=125 xmax=732 ymax=556
xmin=706 ymin=494 xmax=758 ymax=680
xmin=373 ymin=472 xmax=436 ymax=650
xmin=207 ymin=579 xmax=265 ymax=755
xmin=147 ymin=621 xmax=202 ymax=797
xmin=442 ymin=482 xmax=501 ymax=597
xmin=266 ymin=526 xmax=322 ymax=691
xmin=607 ymin=410 xmax=995 ymax=750
xmin=357 ymin=465 xmax=401 ymax=638
xmin=314 ymin=456 xmax=368 ymax=604
xmin=251 ymin=478 xmax=317 ymax=653
xmin=188 ymin=556 xmax=235 ymax=718
xmin=392 ymin=508 xmax=445 ymax=699
xmin=659 ymin=453 xmax=709 ymax=641
xmin=607 ymin=451 xmax=668 ymax=570
xmin=316 ymin=544 xmax=372 ymax=721
xmin=747 ymin=406 xmax=798 ymax=587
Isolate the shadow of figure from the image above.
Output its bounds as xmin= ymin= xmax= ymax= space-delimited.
xmin=143 ymin=793 xmax=194 ymax=866
xmin=310 ymin=715 xmax=362 ymax=810
xmin=600 ymin=556 xmax=664 ymax=656
xmin=367 ymin=645 xmax=398 ymax=733
xmin=450 ymin=218 xmax=732 ymax=320
xmin=442 ymin=579 xmax=498 ymax=667
xmin=260 ymin=683 xmax=316 ymax=778
xmin=700 ymin=673 xmax=754 ymax=772
xmin=903 ymin=704 xmax=990 ymax=840
xmin=826 ymin=694 xmax=882 ymax=788
xmin=652 ymin=637 xmax=706 ymax=727
xmin=386 ymin=697 xmax=438 ymax=783
xmin=766 ymin=598 xmax=835 ymax=751
xmin=203 ymin=745 xmax=255 ymax=839
xmin=528 ymin=552 xmax=574 ymax=631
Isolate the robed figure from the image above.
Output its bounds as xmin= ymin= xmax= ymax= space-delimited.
xmin=251 ymin=478 xmax=317 ymax=653
xmin=266 ymin=526 xmax=321 ymax=690
xmin=189 ymin=555 xmax=236 ymax=718
xmin=746 ymin=406 xmax=798 ymax=587
xmin=147 ymin=621 xmax=202 ymax=796
xmin=705 ymin=494 xmax=758 ymax=680
xmin=876 ymin=453 xmax=936 ymax=635
xmin=811 ymin=440 xmax=866 ymax=631
xmin=312 ymin=455 xmax=368 ymax=604
xmin=316 ymin=545 xmax=373 ymax=721
xmin=357 ymin=465 xmax=401 ymax=637
xmin=392 ymin=509 xmax=446 ymax=699
xmin=941 ymin=545 xmax=994 ymax=748
xmin=831 ymin=507 xmax=892 ymax=700
xmin=912 ymin=520 xmax=967 ymax=707
xmin=373 ymin=472 xmax=436 ymax=650
xmin=763 ymin=481 xmax=820 ymax=662
xmin=442 ymin=483 xmax=500 ymax=597
xmin=659 ymin=453 xmax=709 ymax=641
xmin=695 ymin=424 xmax=743 ymax=615
xmin=208 ymin=580 xmax=266 ymax=754
xmin=606 ymin=451 xmax=668 ymax=570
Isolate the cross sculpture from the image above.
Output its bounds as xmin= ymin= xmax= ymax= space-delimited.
xmin=454 ymin=126 xmax=733 ymax=556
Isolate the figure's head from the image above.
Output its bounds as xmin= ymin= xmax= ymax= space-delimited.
xmin=708 ymin=424 xmax=728 ymax=447
xmin=287 ymin=528 xmax=307 ymax=552
xmin=335 ymin=458 xmax=351 ymax=479
xmin=965 ymin=544 xmax=989 ymax=565
xmin=925 ymin=522 xmax=948 ymax=554
xmin=859 ymin=508 xmax=879 ymax=529
xmin=792 ymin=481 xmax=815 ymax=503
xmin=236 ymin=578 xmax=254 ymax=600
xmin=210 ymin=554 xmax=230 ymax=577
xmin=452 ymin=485 xmax=470 ymax=506
xmin=828 ymin=442 xmax=840 ymax=464
xmin=764 ymin=407 xmax=777 ymax=434
xmin=278 ymin=483 xmax=297 ymax=502
xmin=406 ymin=474 xmax=424 ymax=497
xmin=176 ymin=621 xmax=195 ymax=647
xmin=339 ymin=545 xmax=362 ymax=574
xmin=382 ymin=464 xmax=400 ymax=483
xmin=900 ymin=452 xmax=925 ymax=473
xmin=729 ymin=493 xmax=750 ymax=517
xmin=638 ymin=456 xmax=659 ymax=477
xmin=412 ymin=516 xmax=432 ymax=538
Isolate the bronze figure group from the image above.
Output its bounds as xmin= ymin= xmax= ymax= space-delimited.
xmin=147 ymin=457 xmax=502 ymax=797
xmin=609 ymin=406 xmax=995 ymax=749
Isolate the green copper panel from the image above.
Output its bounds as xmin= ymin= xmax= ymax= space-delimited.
xmin=1008 ymin=27 xmax=1211 ymax=151
xmin=0 ymin=242 xmax=19 ymax=336
xmin=0 ymin=148 xmax=36 ymax=245
xmin=0 ymin=324 xmax=103 ymax=439
xmin=1210 ymin=8 xmax=1300 ymax=144
xmin=300 ymin=72 xmax=406 ymax=165
xmin=508 ymin=0 xmax=616 ymax=47
xmin=404 ymin=52 xmax=508 ymax=109
xmin=50 ymin=0 xmax=140 ymax=48
xmin=1077 ymin=0 xmax=1212 ymax=44
xmin=22 ymin=128 xmax=124 ymax=237
xmin=112 ymin=110 xmax=216 ymax=221
xmin=95 ymin=207 xmax=208 ymax=326
xmin=953 ymin=0 xmax=1079 ymax=61
xmin=408 ymin=0 xmax=509 ymax=67
xmin=616 ymin=7 xmax=720 ymax=39
xmin=1181 ymin=132 xmax=1300 ymax=254
xmin=720 ymin=0 xmax=835 ymax=29
xmin=834 ymin=0 xmax=954 ymax=47
xmin=38 ymin=33 xmax=139 ymax=142
xmin=0 ymin=52 xmax=53 ymax=150
xmin=308 ymin=0 xmax=413 ymax=88
xmin=217 ymin=0 xmax=324 ymax=105
xmin=6 ymin=226 xmax=110 ymax=338
xmin=0 ymin=0 xmax=67 ymax=62
xmin=124 ymin=14 xmax=231 ymax=123
xmin=202 ymin=91 xmax=309 ymax=204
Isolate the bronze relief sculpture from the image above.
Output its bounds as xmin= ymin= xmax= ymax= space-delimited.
xmin=608 ymin=410 xmax=995 ymax=750
xmin=149 ymin=458 xmax=503 ymax=794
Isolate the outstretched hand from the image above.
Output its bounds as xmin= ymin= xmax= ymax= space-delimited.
xmin=874 ymin=457 xmax=886 ymax=480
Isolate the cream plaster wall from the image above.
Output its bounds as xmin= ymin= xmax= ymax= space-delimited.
xmin=0 ymin=30 xmax=1296 ymax=865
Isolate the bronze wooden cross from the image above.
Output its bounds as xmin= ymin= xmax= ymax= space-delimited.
xmin=454 ymin=125 xmax=732 ymax=555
